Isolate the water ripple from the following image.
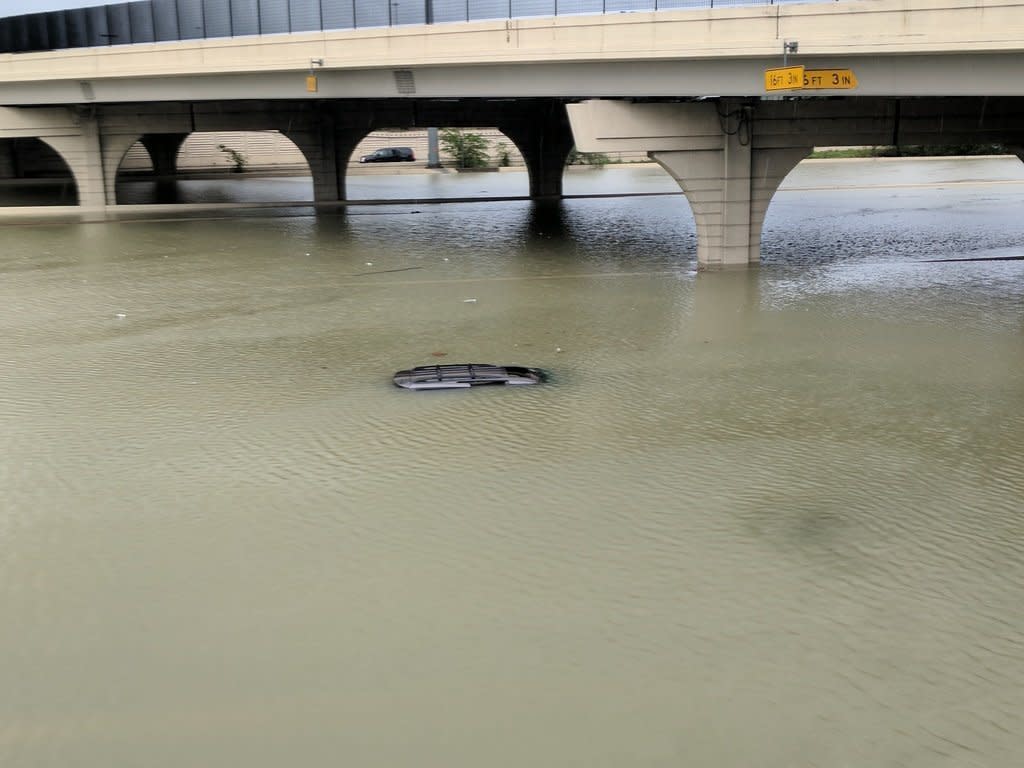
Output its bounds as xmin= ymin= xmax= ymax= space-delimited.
xmin=2 ymin=161 xmax=1023 ymax=767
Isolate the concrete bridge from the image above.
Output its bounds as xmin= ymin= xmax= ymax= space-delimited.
xmin=2 ymin=0 xmax=1024 ymax=267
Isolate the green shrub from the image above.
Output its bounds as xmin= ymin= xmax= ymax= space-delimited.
xmin=440 ymin=129 xmax=490 ymax=169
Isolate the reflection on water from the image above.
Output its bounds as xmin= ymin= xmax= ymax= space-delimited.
xmin=1 ymin=161 xmax=1023 ymax=767
xmin=0 ymin=179 xmax=78 ymax=206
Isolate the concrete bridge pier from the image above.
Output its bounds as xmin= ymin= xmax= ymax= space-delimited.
xmin=39 ymin=111 xmax=109 ymax=219
xmin=10 ymin=110 xmax=141 ymax=215
xmin=282 ymin=124 xmax=345 ymax=203
xmin=651 ymin=137 xmax=811 ymax=268
xmin=498 ymin=102 xmax=575 ymax=198
xmin=136 ymin=133 xmax=186 ymax=202
xmin=279 ymin=110 xmax=371 ymax=203
xmin=139 ymin=133 xmax=188 ymax=177
xmin=567 ymin=99 xmax=811 ymax=269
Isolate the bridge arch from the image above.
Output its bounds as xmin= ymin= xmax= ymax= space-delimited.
xmin=114 ymin=130 xmax=314 ymax=204
xmin=0 ymin=137 xmax=78 ymax=205
xmin=20 ymin=129 xmax=144 ymax=212
xmin=30 ymin=134 xmax=108 ymax=212
xmin=341 ymin=127 xmax=534 ymax=200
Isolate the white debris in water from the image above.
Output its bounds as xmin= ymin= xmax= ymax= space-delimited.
xmin=463 ymin=298 xmax=477 ymax=303
xmin=366 ymin=262 xmax=373 ymax=266
xmin=115 ymin=312 xmax=127 ymax=319
xmin=443 ymin=258 xmax=449 ymax=262
xmin=556 ymin=347 xmax=563 ymax=352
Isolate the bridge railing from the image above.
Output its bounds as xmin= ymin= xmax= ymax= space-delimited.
xmin=0 ymin=0 xmax=818 ymax=54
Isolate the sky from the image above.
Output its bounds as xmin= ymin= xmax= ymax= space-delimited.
xmin=2 ymin=0 xmax=101 ymax=16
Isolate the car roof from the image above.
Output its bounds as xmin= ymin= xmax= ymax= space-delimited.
xmin=405 ymin=364 xmax=507 ymax=382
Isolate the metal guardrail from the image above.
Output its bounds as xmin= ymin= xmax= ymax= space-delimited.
xmin=0 ymin=0 xmax=814 ymax=54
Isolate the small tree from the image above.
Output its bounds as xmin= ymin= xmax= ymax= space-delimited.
xmin=495 ymin=142 xmax=512 ymax=167
xmin=440 ymin=129 xmax=490 ymax=169
xmin=217 ymin=144 xmax=247 ymax=173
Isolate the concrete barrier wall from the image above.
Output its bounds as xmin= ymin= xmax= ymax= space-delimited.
xmin=5 ymin=0 xmax=1024 ymax=103
xmin=118 ymin=128 xmax=649 ymax=172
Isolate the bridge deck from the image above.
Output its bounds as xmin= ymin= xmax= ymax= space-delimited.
xmin=2 ymin=0 xmax=1024 ymax=103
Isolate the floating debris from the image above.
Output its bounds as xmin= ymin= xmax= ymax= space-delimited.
xmin=352 ymin=266 xmax=424 ymax=276
xmin=463 ymin=298 xmax=478 ymax=303
xmin=115 ymin=312 xmax=127 ymax=319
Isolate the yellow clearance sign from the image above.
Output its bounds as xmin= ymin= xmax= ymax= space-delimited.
xmin=803 ymin=69 xmax=858 ymax=89
xmin=764 ymin=67 xmax=858 ymax=92
xmin=764 ymin=66 xmax=805 ymax=92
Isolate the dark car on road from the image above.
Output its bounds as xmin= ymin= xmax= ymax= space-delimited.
xmin=359 ymin=147 xmax=416 ymax=163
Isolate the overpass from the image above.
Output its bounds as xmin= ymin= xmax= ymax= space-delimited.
xmin=2 ymin=0 xmax=1024 ymax=267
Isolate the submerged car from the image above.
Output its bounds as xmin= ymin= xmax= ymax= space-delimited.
xmin=393 ymin=364 xmax=546 ymax=390
xmin=359 ymin=147 xmax=416 ymax=163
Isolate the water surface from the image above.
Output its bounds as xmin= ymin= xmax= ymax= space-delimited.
xmin=2 ymin=160 xmax=1023 ymax=767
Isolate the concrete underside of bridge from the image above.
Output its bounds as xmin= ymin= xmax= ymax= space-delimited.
xmin=0 ymin=98 xmax=576 ymax=211
xmin=3 ymin=95 xmax=1024 ymax=267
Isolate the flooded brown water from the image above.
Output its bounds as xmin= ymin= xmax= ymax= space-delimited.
xmin=1 ymin=160 xmax=1023 ymax=767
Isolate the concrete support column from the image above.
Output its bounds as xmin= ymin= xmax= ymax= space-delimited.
xmin=653 ymin=141 xmax=809 ymax=268
xmin=748 ymin=146 xmax=813 ymax=257
xmin=44 ymin=117 xmax=140 ymax=215
xmin=567 ymin=99 xmax=815 ymax=268
xmin=101 ymin=133 xmax=144 ymax=205
xmin=499 ymin=102 xmax=575 ymax=198
xmin=326 ymin=129 xmax=369 ymax=201
xmin=42 ymin=112 xmax=107 ymax=219
xmin=427 ymin=127 xmax=440 ymax=168
xmin=140 ymin=133 xmax=188 ymax=176
xmin=282 ymin=126 xmax=337 ymax=202
xmin=642 ymin=99 xmax=809 ymax=268
xmin=652 ymin=124 xmax=755 ymax=268
xmin=283 ymin=119 xmax=366 ymax=203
